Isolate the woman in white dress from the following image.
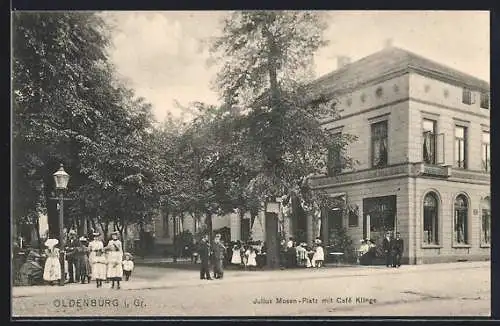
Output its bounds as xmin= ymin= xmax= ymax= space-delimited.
xmin=231 ymin=243 xmax=242 ymax=265
xmin=311 ymin=239 xmax=325 ymax=268
xmin=43 ymin=238 xmax=62 ymax=284
xmin=88 ymin=232 xmax=104 ymax=278
xmin=106 ymin=231 xmax=123 ymax=289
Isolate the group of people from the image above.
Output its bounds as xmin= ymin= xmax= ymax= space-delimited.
xmin=229 ymin=240 xmax=265 ymax=270
xmin=280 ymin=237 xmax=325 ymax=269
xmin=198 ymin=233 xmax=227 ymax=280
xmin=17 ymin=230 xmax=135 ymax=288
xmin=357 ymin=231 xmax=404 ymax=267
xmin=382 ymin=231 xmax=404 ymax=268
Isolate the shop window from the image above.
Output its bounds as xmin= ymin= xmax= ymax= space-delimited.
xmin=481 ymin=197 xmax=490 ymax=245
xmin=423 ymin=192 xmax=439 ymax=245
xmin=454 ymin=194 xmax=469 ymax=245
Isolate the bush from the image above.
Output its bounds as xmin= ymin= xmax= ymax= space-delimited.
xmin=327 ymin=227 xmax=357 ymax=264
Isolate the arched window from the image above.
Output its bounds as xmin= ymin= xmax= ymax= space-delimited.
xmin=481 ymin=197 xmax=490 ymax=245
xmin=423 ymin=192 xmax=439 ymax=245
xmin=454 ymin=194 xmax=469 ymax=244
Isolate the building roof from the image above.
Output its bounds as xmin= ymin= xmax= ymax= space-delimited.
xmin=308 ymin=46 xmax=489 ymax=96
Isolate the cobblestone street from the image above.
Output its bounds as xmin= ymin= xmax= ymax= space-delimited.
xmin=12 ymin=261 xmax=490 ymax=317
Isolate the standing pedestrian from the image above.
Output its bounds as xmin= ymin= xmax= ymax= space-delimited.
xmin=199 ymin=234 xmax=212 ymax=280
xmin=246 ymin=247 xmax=257 ymax=271
xmin=88 ymin=232 xmax=104 ymax=278
xmin=312 ymin=239 xmax=325 ymax=268
xmin=43 ymin=238 xmax=62 ymax=285
xmin=106 ymin=231 xmax=124 ymax=289
xmin=383 ymin=231 xmax=393 ymax=268
xmin=392 ymin=232 xmax=404 ymax=268
xmin=122 ymin=253 xmax=134 ymax=281
xmin=92 ymin=249 xmax=107 ymax=288
xmin=212 ymin=233 xmax=226 ymax=279
xmin=231 ymin=242 xmax=242 ymax=266
xmin=75 ymin=237 xmax=92 ymax=283
xmin=65 ymin=230 xmax=79 ymax=283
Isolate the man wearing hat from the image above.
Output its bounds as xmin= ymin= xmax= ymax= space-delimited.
xmin=212 ymin=233 xmax=226 ymax=279
xmin=198 ymin=233 xmax=213 ymax=280
xmin=391 ymin=232 xmax=404 ymax=268
xmin=65 ymin=230 xmax=79 ymax=283
xmin=75 ymin=237 xmax=92 ymax=283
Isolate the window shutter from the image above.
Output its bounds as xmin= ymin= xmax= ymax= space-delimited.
xmin=471 ymin=92 xmax=477 ymax=104
xmin=436 ymin=133 xmax=445 ymax=165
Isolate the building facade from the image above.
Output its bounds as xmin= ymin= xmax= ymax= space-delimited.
xmin=304 ymin=46 xmax=490 ymax=264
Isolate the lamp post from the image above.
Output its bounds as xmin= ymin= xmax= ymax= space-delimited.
xmin=52 ymin=164 xmax=70 ymax=286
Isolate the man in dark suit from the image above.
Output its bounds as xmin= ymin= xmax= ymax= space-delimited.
xmin=212 ymin=233 xmax=226 ymax=279
xmin=382 ymin=231 xmax=393 ymax=267
xmin=65 ymin=230 xmax=80 ymax=283
xmin=392 ymin=232 xmax=404 ymax=267
xmin=199 ymin=234 xmax=212 ymax=280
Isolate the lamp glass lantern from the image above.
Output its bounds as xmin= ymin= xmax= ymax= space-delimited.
xmin=53 ymin=164 xmax=70 ymax=190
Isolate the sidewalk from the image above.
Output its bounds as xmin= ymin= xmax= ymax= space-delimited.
xmin=12 ymin=261 xmax=489 ymax=298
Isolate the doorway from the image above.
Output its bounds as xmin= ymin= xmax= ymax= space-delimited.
xmin=363 ymin=195 xmax=397 ymax=255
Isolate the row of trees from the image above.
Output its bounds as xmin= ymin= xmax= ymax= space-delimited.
xmin=12 ymin=11 xmax=357 ymax=249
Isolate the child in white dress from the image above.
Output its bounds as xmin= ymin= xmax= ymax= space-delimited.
xmin=312 ymin=240 xmax=325 ymax=268
xmin=92 ymin=249 xmax=107 ymax=288
xmin=246 ymin=247 xmax=257 ymax=270
xmin=231 ymin=244 xmax=242 ymax=265
xmin=122 ymin=253 xmax=134 ymax=281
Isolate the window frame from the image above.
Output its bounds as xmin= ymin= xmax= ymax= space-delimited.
xmin=422 ymin=191 xmax=440 ymax=247
xmin=422 ymin=119 xmax=437 ymax=165
xmin=480 ymin=92 xmax=490 ymax=109
xmin=481 ymin=131 xmax=490 ymax=172
xmin=371 ymin=120 xmax=389 ymax=168
xmin=452 ymin=194 xmax=470 ymax=247
xmin=480 ymin=196 xmax=491 ymax=247
xmin=327 ymin=132 xmax=343 ymax=176
xmin=462 ymin=88 xmax=475 ymax=105
xmin=454 ymin=125 xmax=468 ymax=169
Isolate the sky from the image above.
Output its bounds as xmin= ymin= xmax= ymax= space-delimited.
xmin=102 ymin=11 xmax=490 ymax=123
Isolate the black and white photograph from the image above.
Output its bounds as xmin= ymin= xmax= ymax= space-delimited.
xmin=11 ymin=10 xmax=490 ymax=317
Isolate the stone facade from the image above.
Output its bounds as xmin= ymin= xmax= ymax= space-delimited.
xmin=307 ymin=47 xmax=490 ymax=264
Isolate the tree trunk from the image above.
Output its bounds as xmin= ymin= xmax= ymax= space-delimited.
xmin=206 ymin=211 xmax=213 ymax=245
xmin=34 ymin=217 xmax=42 ymax=249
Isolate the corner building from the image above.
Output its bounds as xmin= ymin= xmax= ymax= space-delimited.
xmin=305 ymin=47 xmax=490 ymax=264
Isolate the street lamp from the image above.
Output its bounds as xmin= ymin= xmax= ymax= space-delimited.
xmin=53 ymin=164 xmax=70 ymax=286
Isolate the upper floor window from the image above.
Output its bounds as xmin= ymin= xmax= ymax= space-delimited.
xmin=371 ymin=121 xmax=388 ymax=168
xmin=480 ymin=92 xmax=490 ymax=109
xmin=422 ymin=119 xmax=437 ymax=164
xmin=462 ymin=88 xmax=475 ymax=105
xmin=455 ymin=126 xmax=467 ymax=169
xmin=327 ymin=133 xmax=342 ymax=176
xmin=482 ymin=131 xmax=490 ymax=172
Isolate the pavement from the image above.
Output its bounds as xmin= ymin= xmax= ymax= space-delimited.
xmin=12 ymin=261 xmax=490 ymax=317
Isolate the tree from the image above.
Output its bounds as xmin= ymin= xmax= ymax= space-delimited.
xmin=210 ymin=11 xmax=358 ymax=266
xmin=12 ymin=12 xmax=112 ymax=240
xmin=211 ymin=11 xmax=356 ymax=208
